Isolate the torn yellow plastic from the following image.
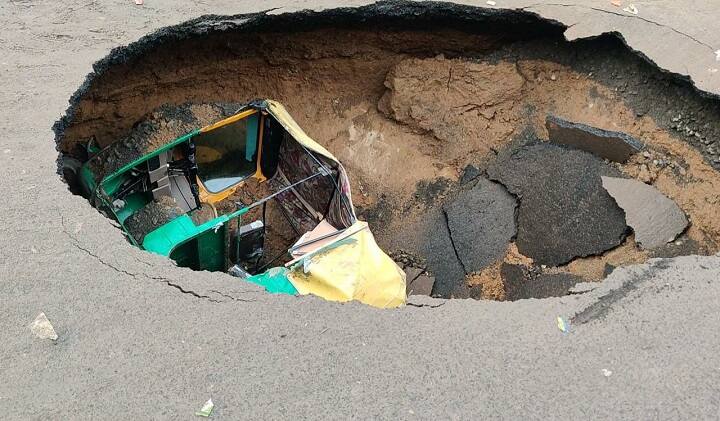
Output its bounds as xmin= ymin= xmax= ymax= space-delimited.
xmin=287 ymin=222 xmax=406 ymax=308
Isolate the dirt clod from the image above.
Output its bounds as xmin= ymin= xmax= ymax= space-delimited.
xmin=379 ymin=57 xmax=524 ymax=162
xmin=125 ymin=196 xmax=185 ymax=243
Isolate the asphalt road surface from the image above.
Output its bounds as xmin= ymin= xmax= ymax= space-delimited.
xmin=1 ymin=1 xmax=719 ymax=419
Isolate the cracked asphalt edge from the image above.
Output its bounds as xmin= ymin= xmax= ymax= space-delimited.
xmin=54 ymin=0 xmax=720 ymax=172
xmin=58 ymin=210 xmax=263 ymax=303
xmin=567 ymin=258 xmax=691 ymax=326
xmin=520 ymin=2 xmax=714 ymax=52
xmin=49 ymin=0 xmax=720 ymax=314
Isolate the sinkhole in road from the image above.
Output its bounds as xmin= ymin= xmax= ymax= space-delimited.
xmin=55 ymin=2 xmax=720 ymax=302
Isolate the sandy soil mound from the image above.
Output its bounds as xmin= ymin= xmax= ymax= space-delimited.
xmin=378 ymin=57 xmax=524 ymax=160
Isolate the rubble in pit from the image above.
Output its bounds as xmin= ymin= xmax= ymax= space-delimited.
xmin=443 ymin=177 xmax=517 ymax=273
xmin=404 ymin=266 xmax=436 ymax=297
xmin=379 ymin=106 xmax=717 ymax=301
xmin=546 ymin=115 xmax=644 ymax=163
xmin=422 ymin=207 xmax=481 ymax=299
xmin=392 ymin=138 xmax=634 ymax=301
xmin=500 ymin=264 xmax=583 ymax=301
xmin=601 ymin=176 xmax=688 ymax=249
xmin=394 ymin=131 xmax=695 ymax=301
xmin=57 ymin=21 xmax=720 ymax=303
xmin=487 ymin=142 xmax=629 ymax=266
xmin=389 ymin=250 xmax=436 ymax=297
xmin=125 ymin=196 xmax=186 ymax=243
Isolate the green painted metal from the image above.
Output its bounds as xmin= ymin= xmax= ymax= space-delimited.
xmin=92 ymin=123 xmax=260 ymax=269
xmin=87 ymin=142 xmax=101 ymax=155
xmin=101 ymin=130 xmax=199 ymax=186
xmin=79 ymin=105 xmax=301 ymax=294
xmin=143 ymin=205 xmax=250 ymax=267
xmin=85 ymin=130 xmax=200 ymax=249
xmin=142 ymin=215 xmax=200 ymax=256
xmin=247 ymin=267 xmax=298 ymax=294
xmin=79 ymin=161 xmax=140 ymax=245
xmin=115 ymin=192 xmax=150 ymax=224
xmin=196 ymin=227 xmax=226 ymax=271
xmin=101 ymin=172 xmax=128 ymax=197
xmin=79 ymin=164 xmax=97 ymax=195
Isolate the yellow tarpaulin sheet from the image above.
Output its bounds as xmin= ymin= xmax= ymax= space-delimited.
xmin=266 ymin=100 xmax=405 ymax=308
xmin=287 ymin=222 xmax=407 ymax=308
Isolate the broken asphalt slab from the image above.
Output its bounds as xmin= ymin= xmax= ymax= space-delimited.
xmin=501 ymin=264 xmax=582 ymax=300
xmin=419 ymin=208 xmax=481 ymax=299
xmin=443 ymin=177 xmax=517 ymax=274
xmin=407 ymin=273 xmax=435 ymax=296
xmin=488 ymin=143 xmax=628 ymax=266
xmin=387 ymin=205 xmax=480 ymax=299
xmin=602 ymin=176 xmax=689 ymax=249
xmin=546 ymin=115 xmax=644 ymax=163
xmin=403 ymin=266 xmax=435 ymax=296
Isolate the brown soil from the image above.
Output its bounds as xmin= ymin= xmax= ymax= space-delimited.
xmin=60 ymin=27 xmax=720 ymax=300
xmin=467 ymin=263 xmax=505 ymax=301
xmin=467 ymin=243 xmax=535 ymax=301
xmin=223 ymin=178 xmax=300 ymax=270
xmin=86 ymin=102 xmax=240 ymax=182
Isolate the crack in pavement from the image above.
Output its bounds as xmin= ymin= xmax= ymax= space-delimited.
xmin=208 ymin=289 xmax=257 ymax=303
xmin=157 ymin=278 xmax=220 ymax=302
xmin=64 ymin=232 xmax=140 ymax=279
xmin=520 ymin=3 xmax=716 ymax=52
xmin=59 ymin=213 xmax=231 ymax=303
xmin=406 ymin=301 xmax=446 ymax=309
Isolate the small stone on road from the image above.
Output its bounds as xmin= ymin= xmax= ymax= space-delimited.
xmin=30 ymin=312 xmax=58 ymax=341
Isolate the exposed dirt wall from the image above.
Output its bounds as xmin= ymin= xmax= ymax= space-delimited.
xmin=54 ymin=2 xmax=720 ymax=299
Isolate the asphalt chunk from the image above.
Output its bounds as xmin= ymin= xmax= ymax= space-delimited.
xmin=408 ymin=273 xmax=436 ymax=296
xmin=546 ymin=115 xmax=643 ymax=163
xmin=488 ymin=143 xmax=628 ymax=266
xmin=460 ymin=164 xmax=481 ymax=185
xmin=423 ymin=209 xmax=473 ymax=298
xmin=602 ymin=176 xmax=688 ymax=249
xmin=501 ymin=264 xmax=583 ymax=301
xmin=443 ymin=177 xmax=517 ymax=273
